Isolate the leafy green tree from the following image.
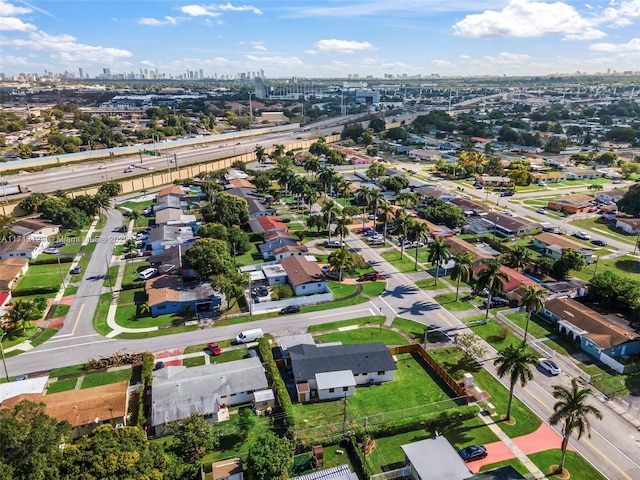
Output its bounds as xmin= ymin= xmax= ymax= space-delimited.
xmin=328 ymin=247 xmax=354 ymax=283
xmin=16 ymin=143 xmax=33 ymax=158
xmin=246 ymin=432 xmax=294 ymax=480
xmin=69 ymin=194 xmax=98 ymax=217
xmin=505 ymin=244 xmax=531 ymax=271
xmin=552 ymin=248 xmax=585 ymax=279
xmin=549 ymin=379 xmax=602 ymax=475
xmin=385 ymin=126 xmax=408 ymax=141
xmin=341 ymin=124 xmax=365 ymax=142
xmin=369 ymin=117 xmax=386 ymax=133
xmin=484 ymin=156 xmax=505 ymax=176
xmin=451 ymin=252 xmax=474 ymax=302
xmin=494 ymin=345 xmax=537 ymax=421
xmin=211 ymin=272 xmax=248 ymax=308
xmin=205 ymin=193 xmax=249 ymax=227
xmin=172 ymin=413 xmax=219 ymax=462
xmin=97 ymin=181 xmax=122 ymax=197
xmin=18 ymin=192 xmax=47 ymax=214
xmin=0 ymin=400 xmax=71 ymax=480
xmin=419 ymin=198 xmax=466 ymax=228
xmin=380 ymin=175 xmax=409 ymax=193
xmin=198 ymin=222 xmax=228 ymax=240
xmin=476 ymin=259 xmax=508 ymax=320
xmin=618 ymin=184 xmax=640 ymax=216
xmin=519 ymin=285 xmax=547 ymax=344
xmin=426 ymin=236 xmax=451 ymax=286
xmin=182 ymin=238 xmax=234 ymax=278
xmin=2 ymin=299 xmax=41 ymax=335
xmin=366 ymin=162 xmax=386 ymax=180
xmin=306 ymin=214 xmax=327 ymax=233
xmin=239 ymin=408 xmax=257 ymax=440
xmin=228 ymin=226 xmax=251 ymax=257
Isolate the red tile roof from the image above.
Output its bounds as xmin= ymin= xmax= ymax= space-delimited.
xmin=472 ymin=264 xmax=538 ymax=293
xmin=256 ymin=216 xmax=288 ymax=232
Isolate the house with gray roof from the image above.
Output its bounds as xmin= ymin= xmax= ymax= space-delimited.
xmin=150 ymin=358 xmax=268 ymax=435
xmin=148 ymin=225 xmax=195 ymax=254
xmin=402 ymin=436 xmax=471 ymax=480
xmin=288 ymin=342 xmax=397 ymax=402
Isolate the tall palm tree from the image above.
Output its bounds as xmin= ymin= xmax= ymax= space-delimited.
xmin=318 ymin=166 xmax=336 ymax=197
xmin=302 ymin=184 xmax=319 ymax=214
xmin=409 ymin=221 xmax=429 ymax=271
xmin=128 ymin=210 xmax=141 ymax=229
xmin=335 ymin=177 xmax=352 ymax=206
xmin=506 ymin=244 xmax=531 ymax=271
xmin=122 ymin=238 xmax=138 ymax=266
xmin=273 ymin=144 xmax=286 ymax=158
xmin=494 ymin=345 xmax=537 ymax=421
xmin=393 ymin=211 xmax=412 ymax=259
xmin=328 ymin=247 xmax=354 ymax=284
xmin=451 ymin=252 xmax=474 ymax=302
xmin=304 ymin=156 xmax=320 ymax=179
xmin=321 ymin=200 xmax=340 ymax=243
xmin=334 ymin=216 xmax=350 ymax=244
xmin=519 ymin=285 xmax=547 ymax=345
xmin=427 ymin=236 xmax=451 ymax=286
xmin=378 ymin=202 xmax=394 ymax=239
xmin=273 ymin=164 xmax=295 ymax=199
xmin=254 ymin=145 xmax=266 ymax=165
xmin=395 ymin=192 xmax=419 ymax=209
xmin=549 ymin=379 xmax=602 ymax=475
xmin=476 ymin=259 xmax=509 ymax=321
xmin=367 ymin=188 xmax=385 ymax=220
xmin=92 ymin=192 xmax=111 ymax=219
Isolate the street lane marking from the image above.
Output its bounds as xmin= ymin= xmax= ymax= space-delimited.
xmin=436 ymin=311 xmax=456 ymax=327
xmin=71 ymin=304 xmax=84 ymax=336
xmin=23 ymin=338 xmax=115 ymax=354
xmin=377 ymin=296 xmax=397 ymax=316
xmin=47 ymin=333 xmax=100 ymax=342
xmin=309 ymin=308 xmax=372 ymax=320
xmin=583 ymin=437 xmax=634 ymax=480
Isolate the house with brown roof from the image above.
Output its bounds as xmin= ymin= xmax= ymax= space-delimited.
xmin=477 ymin=176 xmax=514 ymax=187
xmin=253 ymin=215 xmax=288 ymax=233
xmin=443 ymin=236 xmax=492 ymax=265
xmin=0 ymin=235 xmax=48 ymax=260
xmin=157 ymin=185 xmax=187 ymax=197
xmin=532 ymin=232 xmax=594 ymax=264
xmin=280 ymin=255 xmax=327 ymax=296
xmin=615 ymin=217 xmax=640 ymax=235
xmin=563 ymin=168 xmax=604 ymax=180
xmin=1 ymin=381 xmax=129 ymax=439
xmin=0 ymin=257 xmax=29 ymax=290
xmin=477 ymin=212 xmax=541 ymax=238
xmin=541 ymin=297 xmax=640 ymax=369
xmin=228 ymin=178 xmax=255 ymax=190
xmin=595 ymin=190 xmax=626 ymax=204
xmin=450 ymin=197 xmax=489 ymax=216
xmin=12 ymin=218 xmax=59 ymax=237
xmin=547 ymin=194 xmax=594 ymax=214
xmin=472 ymin=264 xmax=540 ymax=305
xmin=532 ymin=172 xmax=565 ymax=184
xmin=145 ymin=275 xmax=221 ymax=317
xmin=212 ymin=458 xmax=244 ymax=480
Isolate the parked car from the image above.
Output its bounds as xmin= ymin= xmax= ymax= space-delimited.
xmin=326 ymin=241 xmax=345 ymax=248
xmin=458 ymin=445 xmax=487 ymax=462
xmin=358 ymin=272 xmax=378 ymax=282
xmin=486 ymin=297 xmax=510 ymax=308
xmin=501 ymin=209 xmax=513 ymax=216
xmin=14 ymin=374 xmax=29 ymax=381
xmin=591 ymin=239 xmax=607 ymax=247
xmin=536 ymin=208 xmax=547 ymax=214
xmin=43 ymin=248 xmax=59 ymax=255
xmin=500 ymin=190 xmax=514 ymax=197
xmin=573 ymin=231 xmax=591 ymax=240
xmin=141 ymin=250 xmax=153 ymax=257
xmin=154 ymin=361 xmax=165 ymax=370
xmin=538 ymin=358 xmax=561 ymax=375
xmin=474 ymin=184 xmax=483 ymax=189
xmin=358 ymin=226 xmax=373 ymax=234
xmin=70 ymin=265 xmax=82 ymax=275
xmin=280 ymin=305 xmax=301 ymax=315
xmin=370 ymin=239 xmax=385 ymax=246
xmin=207 ymin=343 xmax=222 ymax=355
xmin=325 ymin=271 xmax=344 ymax=281
xmin=124 ymin=252 xmax=139 ymax=259
xmin=51 ymin=241 xmax=65 ymax=248
xmin=363 ymin=230 xmax=377 ymax=236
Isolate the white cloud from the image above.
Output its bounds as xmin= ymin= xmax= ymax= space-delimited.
xmin=1 ymin=54 xmax=29 ymax=65
xmin=589 ymin=38 xmax=640 ymax=53
xmin=218 ymin=3 xmax=262 ymax=15
xmin=315 ymin=39 xmax=374 ymax=54
xmin=138 ymin=16 xmax=181 ymax=26
xmin=453 ymin=0 xmax=605 ymax=40
xmin=483 ymin=51 xmax=532 ymax=65
xmin=251 ymin=42 xmax=266 ymax=51
xmin=599 ymin=0 xmax=640 ymax=27
xmin=0 ymin=16 xmax=35 ymax=30
xmin=141 ymin=60 xmax=156 ymax=67
xmin=181 ymin=5 xmax=220 ymax=17
xmin=289 ymin=1 xmax=502 ymax=18
xmin=431 ymin=59 xmax=453 ymax=67
xmin=0 ymin=0 xmax=31 ymax=16
xmin=245 ymin=54 xmax=304 ymax=67
xmin=304 ymin=49 xmax=317 ymax=54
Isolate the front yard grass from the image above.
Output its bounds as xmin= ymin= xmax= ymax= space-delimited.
xmin=314 ymin=327 xmax=410 ymax=346
xmin=93 ymin=293 xmax=114 ymax=336
xmin=570 ymin=254 xmax=640 ymax=282
xmin=13 ymin=263 xmax=65 ymax=295
xmin=300 ymin=295 xmax=369 ymax=313
xmin=361 ymin=281 xmax=386 ymax=297
xmin=1 ymin=325 xmax=39 ymax=349
xmin=528 ymin=449 xmax=607 ymax=480
xmin=469 ymin=319 xmax=535 ymax=352
xmin=505 ymin=312 xmax=554 ymax=339
xmin=380 ymin=251 xmax=423 ymax=273
xmin=479 ymin=458 xmax=530 ymax=476
xmin=430 ymin=347 xmax=541 ymax=438
xmin=433 ymin=292 xmax=476 ymax=311
xmin=328 ymin=280 xmax=358 ymax=298
xmin=46 ymin=378 xmax=78 ymax=394
xmin=307 ymin=315 xmax=385 ymax=333
xmin=183 ymin=356 xmax=206 ymax=367
xmin=49 ymin=364 xmax=85 ymax=378
xmin=81 ymin=368 xmax=134 ymax=389
xmin=414 ymin=278 xmax=449 ymax=290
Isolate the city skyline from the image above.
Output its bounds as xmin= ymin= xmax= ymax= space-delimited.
xmin=1 ymin=0 xmax=640 ymax=79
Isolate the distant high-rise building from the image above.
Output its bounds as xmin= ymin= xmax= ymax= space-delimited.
xmin=260 ymin=69 xmax=264 ymax=78
xmin=199 ymin=69 xmax=204 ymax=79
xmin=78 ymin=67 xmax=83 ymax=79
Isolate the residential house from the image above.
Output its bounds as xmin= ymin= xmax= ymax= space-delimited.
xmin=157 ymin=185 xmax=188 ymax=197
xmin=408 ymin=149 xmax=441 ymax=161
xmin=532 ymin=172 xmax=565 ymax=184
xmin=155 ymin=208 xmax=192 ymax=225
xmin=0 ymin=235 xmax=48 ymax=260
xmin=471 ymin=264 xmax=540 ymax=304
xmin=212 ymin=458 xmax=244 ymax=480
xmin=147 ymin=225 xmax=194 ymax=254
xmin=227 ymin=178 xmax=255 ymax=190
xmin=225 ymin=169 xmax=249 ymax=181
xmin=0 ymin=291 xmax=11 ymax=318
xmin=547 ymin=194 xmax=594 ymax=214
xmin=280 ymin=255 xmax=327 ymax=296
xmin=0 ymin=375 xmax=49 ymax=404
xmin=541 ymin=278 xmax=588 ymax=300
xmin=615 ymin=217 xmax=640 ymax=234
xmin=246 ymin=198 xmax=276 ymax=218
xmin=532 ymin=232 xmax=594 ymax=264
xmin=288 ymin=342 xmax=397 ymax=402
xmin=595 ymin=190 xmax=626 ymax=204
xmin=12 ymin=218 xmax=59 ymax=237
xmin=477 ymin=213 xmax=541 ymax=238
xmin=294 ymin=465 xmax=359 ymax=480
xmin=0 ymin=257 xmax=29 ymax=290
xmin=401 ymin=436 xmax=472 ymax=480
xmin=1 ymin=381 xmax=128 ymax=439
xmin=541 ymin=297 xmax=640 ymax=368
xmin=563 ymin=168 xmax=604 ymax=180
xmin=450 ymin=197 xmax=489 ymax=216
xmin=443 ymin=236 xmax=492 ymax=267
xmin=600 ymin=204 xmax=618 ymax=220
xmin=415 ymin=186 xmax=457 ymax=202
xmin=155 ymin=195 xmax=187 ymax=212
xmin=261 ymin=263 xmax=288 ymax=286
xmin=276 ymin=333 xmax=316 ymax=367
xmin=145 ymin=275 xmax=221 ymax=317
xmin=477 ymin=176 xmax=514 ymax=187
xmin=149 ymin=358 xmax=268 ymax=433
xmin=247 ymin=215 xmax=288 ymax=234
xmin=259 ymin=232 xmax=302 ymax=260
xmin=146 ymin=246 xmax=183 ymax=275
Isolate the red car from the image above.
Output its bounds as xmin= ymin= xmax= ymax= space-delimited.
xmin=207 ymin=343 xmax=222 ymax=355
xmin=358 ymin=272 xmax=378 ymax=282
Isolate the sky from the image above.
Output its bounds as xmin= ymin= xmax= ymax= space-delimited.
xmin=1 ymin=0 xmax=640 ymax=79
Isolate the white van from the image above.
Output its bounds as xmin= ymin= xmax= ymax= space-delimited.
xmin=235 ymin=328 xmax=264 ymax=344
xmin=138 ymin=268 xmax=158 ymax=280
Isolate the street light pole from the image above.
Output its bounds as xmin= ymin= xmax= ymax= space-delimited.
xmin=56 ymin=253 xmax=66 ymax=290
xmin=0 ymin=329 xmax=10 ymax=382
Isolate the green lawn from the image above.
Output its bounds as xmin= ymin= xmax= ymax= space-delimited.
xmin=307 ymin=315 xmax=385 ymax=333
xmin=433 ymin=292 xmax=476 ymax=311
xmin=13 ymin=263 xmax=65 ymax=295
xmin=414 ymin=278 xmax=449 ymax=290
xmin=46 ymin=378 xmax=78 ymax=394
xmin=30 ymin=328 xmax=58 ymax=348
xmin=391 ymin=317 xmax=428 ymax=342
xmin=380 ymin=251 xmax=424 ymax=273
xmin=49 ymin=364 xmax=86 ymax=378
xmin=430 ymin=347 xmax=541 ymax=438
xmin=183 ymin=356 xmax=206 ymax=367
xmin=361 ymin=281 xmax=386 ymax=297
xmin=479 ymin=458 xmax=530 ymax=476
xmin=314 ymin=327 xmax=409 ymax=346
xmin=469 ymin=319 xmax=536 ymax=352
xmin=328 ymin=281 xmax=358 ymax=298
xmin=92 ymin=293 xmax=114 ymax=336
xmin=505 ymin=312 xmax=554 ymax=339
xmin=292 ymin=353 xmax=457 ymax=439
xmin=570 ymin=254 xmax=640 ymax=282
xmin=53 ymin=303 xmax=70 ymax=317
xmin=115 ymin=324 xmax=199 ymax=339
xmin=528 ymin=450 xmax=607 ymax=480
xmin=300 ymin=294 xmax=369 ymax=314
xmin=571 ymin=216 xmax=639 ymax=245
xmin=81 ymin=368 xmax=134 ymax=389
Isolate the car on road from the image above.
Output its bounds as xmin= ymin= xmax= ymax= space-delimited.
xmin=538 ymin=358 xmax=561 ymax=375
xmin=70 ymin=265 xmax=82 ymax=275
xmin=367 ymin=214 xmax=378 ymax=220
xmin=326 ymin=241 xmax=345 ymax=248
xmin=457 ymin=445 xmax=487 ymax=462
xmin=501 ymin=209 xmax=513 ymax=216
xmin=280 ymin=305 xmax=301 ymax=315
xmin=573 ymin=231 xmax=591 ymax=240
xmin=500 ymin=190 xmax=515 ymax=197
xmin=207 ymin=343 xmax=222 ymax=355
xmin=591 ymin=239 xmax=607 ymax=247
xmin=536 ymin=208 xmax=548 ymax=214
xmin=14 ymin=374 xmax=29 ymax=381
xmin=474 ymin=184 xmax=483 ymax=189
xmin=357 ymin=272 xmax=378 ymax=282
xmin=486 ymin=297 xmax=510 ymax=308
xmin=43 ymin=248 xmax=59 ymax=255
xmin=51 ymin=241 xmax=65 ymax=248
xmin=124 ymin=167 xmax=134 ymax=173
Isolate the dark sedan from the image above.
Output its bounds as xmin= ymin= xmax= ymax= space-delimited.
xmin=458 ymin=445 xmax=487 ymax=462
xmin=280 ymin=305 xmax=301 ymax=315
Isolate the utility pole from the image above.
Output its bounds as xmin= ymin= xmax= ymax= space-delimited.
xmin=0 ymin=329 xmax=10 ymax=382
xmin=342 ymin=393 xmax=348 ymax=438
xmin=105 ymin=256 xmax=113 ymax=295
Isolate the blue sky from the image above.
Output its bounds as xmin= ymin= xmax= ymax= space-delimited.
xmin=1 ymin=0 xmax=639 ymax=78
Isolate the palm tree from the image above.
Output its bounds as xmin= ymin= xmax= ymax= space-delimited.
xmin=334 ymin=216 xmax=350 ymax=244
xmin=328 ymin=247 xmax=354 ymax=284
xmin=254 ymin=145 xmax=266 ymax=165
xmin=451 ymin=252 xmax=474 ymax=302
xmin=318 ymin=166 xmax=336 ymax=197
xmin=378 ymin=202 xmax=394 ymax=239
xmin=335 ymin=177 xmax=352 ymax=206
xmin=494 ymin=345 xmax=538 ymax=421
xmin=393 ymin=211 xmax=412 ymax=259
xmin=506 ymin=244 xmax=531 ymax=271
xmin=519 ymin=285 xmax=547 ymax=345
xmin=273 ymin=164 xmax=295 ymax=199
xmin=409 ymin=221 xmax=429 ymax=271
xmin=122 ymin=238 xmax=138 ymax=266
xmin=395 ymin=192 xmax=419 ymax=209
xmin=304 ymin=156 xmax=320 ymax=179
xmin=92 ymin=192 xmax=111 ymax=219
xmin=426 ymin=236 xmax=451 ymax=286
xmin=302 ymin=184 xmax=319 ymax=214
xmin=549 ymin=379 xmax=602 ymax=475
xmin=367 ymin=189 xmax=385 ymax=220
xmin=588 ymin=183 xmax=604 ymax=194
xmin=476 ymin=259 xmax=509 ymax=321
xmin=321 ymin=200 xmax=340 ymax=243
xmin=273 ymin=144 xmax=286 ymax=158
xmin=129 ymin=210 xmax=141 ymax=229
